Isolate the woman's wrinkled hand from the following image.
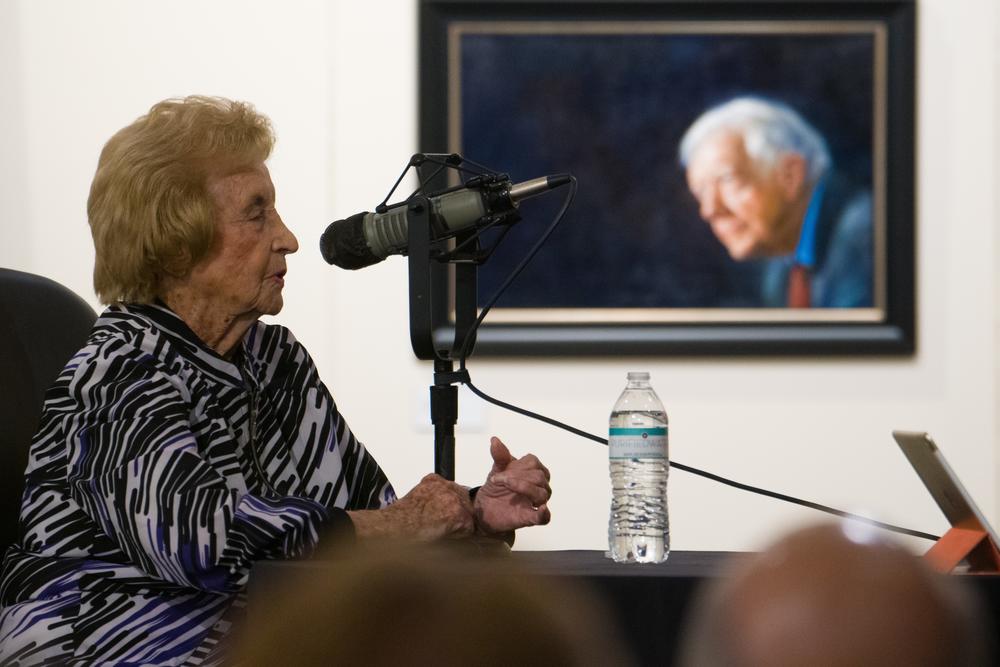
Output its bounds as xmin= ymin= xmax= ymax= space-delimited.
xmin=348 ymin=474 xmax=474 ymax=541
xmin=474 ymin=437 xmax=552 ymax=536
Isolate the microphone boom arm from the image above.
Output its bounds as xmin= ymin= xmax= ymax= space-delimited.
xmin=391 ymin=154 xmax=567 ymax=479
xmin=406 ymin=192 xmax=479 ymax=480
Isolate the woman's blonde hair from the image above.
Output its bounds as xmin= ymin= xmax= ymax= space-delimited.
xmin=87 ymin=95 xmax=275 ymax=304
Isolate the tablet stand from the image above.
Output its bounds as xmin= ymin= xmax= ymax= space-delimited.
xmin=924 ymin=524 xmax=1000 ymax=574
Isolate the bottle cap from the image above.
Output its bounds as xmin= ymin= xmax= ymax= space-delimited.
xmin=627 ymin=371 xmax=650 ymax=381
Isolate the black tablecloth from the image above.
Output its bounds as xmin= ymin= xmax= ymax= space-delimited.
xmin=509 ymin=550 xmax=744 ymax=664
xmin=249 ymin=549 xmax=741 ymax=665
xmin=510 ymin=548 xmax=742 ymax=577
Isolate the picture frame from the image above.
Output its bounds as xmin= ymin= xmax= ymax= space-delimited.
xmin=419 ymin=0 xmax=915 ymax=356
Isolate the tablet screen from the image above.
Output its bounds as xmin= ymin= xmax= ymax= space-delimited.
xmin=892 ymin=430 xmax=1000 ymax=548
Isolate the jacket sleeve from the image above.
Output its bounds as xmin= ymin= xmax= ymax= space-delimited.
xmin=818 ymin=191 xmax=874 ymax=308
xmin=65 ymin=344 xmax=328 ymax=593
xmin=262 ymin=324 xmax=397 ymax=513
xmin=323 ymin=386 xmax=397 ymax=512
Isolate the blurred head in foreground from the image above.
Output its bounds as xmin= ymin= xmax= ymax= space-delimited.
xmin=678 ymin=522 xmax=993 ymax=667
xmin=238 ymin=544 xmax=633 ymax=666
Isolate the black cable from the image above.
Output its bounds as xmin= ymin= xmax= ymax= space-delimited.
xmin=415 ymin=160 xmax=938 ymax=543
xmin=443 ymin=170 xmax=938 ymax=543
xmin=458 ymin=176 xmax=579 ymax=366
xmin=464 ymin=378 xmax=940 ymax=542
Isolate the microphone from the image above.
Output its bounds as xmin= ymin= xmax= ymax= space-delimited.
xmin=320 ymin=174 xmax=571 ymax=269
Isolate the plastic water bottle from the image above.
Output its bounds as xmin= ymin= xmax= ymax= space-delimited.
xmin=608 ymin=371 xmax=669 ymax=563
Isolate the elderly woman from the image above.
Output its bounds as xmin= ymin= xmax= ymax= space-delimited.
xmin=0 ymin=96 xmax=552 ymax=665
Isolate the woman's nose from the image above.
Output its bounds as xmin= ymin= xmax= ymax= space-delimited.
xmin=273 ymin=212 xmax=299 ymax=254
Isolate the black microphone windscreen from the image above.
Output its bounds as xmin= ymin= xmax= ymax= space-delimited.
xmin=320 ymin=212 xmax=381 ymax=270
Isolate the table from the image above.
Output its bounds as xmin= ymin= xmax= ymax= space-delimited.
xmin=509 ymin=550 xmax=742 ymax=665
xmin=249 ymin=549 xmax=741 ymax=665
xmin=249 ymin=549 xmax=1000 ymax=666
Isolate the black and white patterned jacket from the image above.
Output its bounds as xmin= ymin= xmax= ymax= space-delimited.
xmin=0 ymin=302 xmax=395 ymax=665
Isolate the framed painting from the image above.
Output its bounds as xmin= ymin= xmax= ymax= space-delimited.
xmin=419 ymin=0 xmax=915 ymax=356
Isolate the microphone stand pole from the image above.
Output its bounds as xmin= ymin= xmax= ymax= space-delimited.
xmin=430 ymin=359 xmax=458 ymax=481
xmin=407 ymin=196 xmax=479 ymax=481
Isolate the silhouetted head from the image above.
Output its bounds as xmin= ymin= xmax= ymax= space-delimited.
xmin=678 ymin=522 xmax=993 ymax=666
xmin=238 ymin=543 xmax=634 ymax=666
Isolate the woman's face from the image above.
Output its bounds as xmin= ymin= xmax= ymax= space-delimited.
xmin=185 ymin=163 xmax=299 ymax=319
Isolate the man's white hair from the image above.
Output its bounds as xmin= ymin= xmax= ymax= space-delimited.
xmin=679 ymin=97 xmax=831 ymax=184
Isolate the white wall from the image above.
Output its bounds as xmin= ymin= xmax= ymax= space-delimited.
xmin=1 ymin=0 xmax=995 ymax=554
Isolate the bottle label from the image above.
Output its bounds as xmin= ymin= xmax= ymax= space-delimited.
xmin=608 ymin=427 xmax=668 ymax=460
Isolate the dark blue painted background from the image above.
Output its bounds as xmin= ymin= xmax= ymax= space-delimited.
xmin=460 ymin=31 xmax=875 ymax=309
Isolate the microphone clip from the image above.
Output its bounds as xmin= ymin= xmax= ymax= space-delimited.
xmin=377 ymin=154 xmax=523 ymax=267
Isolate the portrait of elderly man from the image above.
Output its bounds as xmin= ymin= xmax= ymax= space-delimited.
xmin=0 ymin=96 xmax=552 ymax=665
xmin=680 ymin=96 xmax=874 ymax=308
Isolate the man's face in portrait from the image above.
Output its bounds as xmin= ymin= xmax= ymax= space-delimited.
xmin=685 ymin=130 xmax=805 ymax=260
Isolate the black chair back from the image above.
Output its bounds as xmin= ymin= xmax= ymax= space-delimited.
xmin=0 ymin=268 xmax=96 ymax=550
